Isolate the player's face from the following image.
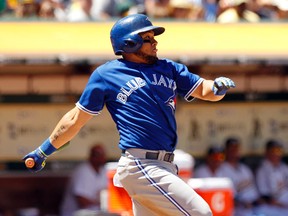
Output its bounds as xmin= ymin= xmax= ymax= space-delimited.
xmin=267 ymin=147 xmax=283 ymax=165
xmin=89 ymin=145 xmax=106 ymax=169
xmin=134 ymin=31 xmax=159 ymax=64
xmin=225 ymin=144 xmax=240 ymax=162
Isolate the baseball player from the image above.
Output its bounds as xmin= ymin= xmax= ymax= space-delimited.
xmin=256 ymin=140 xmax=288 ymax=215
xmin=23 ymin=14 xmax=235 ymax=216
xmin=60 ymin=144 xmax=107 ymax=215
xmin=218 ymin=138 xmax=263 ymax=216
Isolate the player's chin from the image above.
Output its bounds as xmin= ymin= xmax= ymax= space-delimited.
xmin=146 ymin=55 xmax=158 ymax=64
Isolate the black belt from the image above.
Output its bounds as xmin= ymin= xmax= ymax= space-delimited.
xmin=122 ymin=150 xmax=174 ymax=163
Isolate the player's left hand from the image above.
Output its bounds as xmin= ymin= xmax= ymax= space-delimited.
xmin=23 ymin=148 xmax=47 ymax=172
xmin=212 ymin=77 xmax=235 ymax=96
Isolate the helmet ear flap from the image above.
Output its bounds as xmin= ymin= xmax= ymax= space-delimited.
xmin=122 ymin=34 xmax=143 ymax=53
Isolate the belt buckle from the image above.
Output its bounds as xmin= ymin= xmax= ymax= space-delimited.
xmin=164 ymin=153 xmax=174 ymax=162
xmin=158 ymin=151 xmax=174 ymax=162
xmin=157 ymin=150 xmax=166 ymax=161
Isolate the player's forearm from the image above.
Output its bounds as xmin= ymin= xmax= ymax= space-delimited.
xmin=192 ymin=80 xmax=224 ymax=101
xmin=203 ymin=80 xmax=225 ymax=101
xmin=49 ymin=122 xmax=81 ymax=149
xmin=23 ymin=106 xmax=93 ymax=172
xmin=49 ymin=106 xmax=93 ymax=149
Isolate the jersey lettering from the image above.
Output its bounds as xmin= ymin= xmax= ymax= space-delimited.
xmin=117 ymin=77 xmax=146 ymax=104
xmin=151 ymin=74 xmax=176 ymax=90
xmin=117 ymin=93 xmax=127 ymax=103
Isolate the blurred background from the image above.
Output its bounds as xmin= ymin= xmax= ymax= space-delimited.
xmin=0 ymin=0 xmax=288 ymax=215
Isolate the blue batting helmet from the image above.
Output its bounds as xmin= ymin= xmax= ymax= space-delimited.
xmin=110 ymin=14 xmax=165 ymax=55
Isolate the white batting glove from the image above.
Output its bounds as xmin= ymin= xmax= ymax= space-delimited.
xmin=212 ymin=77 xmax=235 ymax=96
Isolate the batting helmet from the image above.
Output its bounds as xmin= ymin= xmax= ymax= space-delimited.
xmin=110 ymin=14 xmax=165 ymax=55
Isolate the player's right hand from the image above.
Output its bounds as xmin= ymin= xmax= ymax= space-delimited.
xmin=23 ymin=147 xmax=47 ymax=172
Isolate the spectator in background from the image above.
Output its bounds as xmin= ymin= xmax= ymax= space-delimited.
xmin=39 ymin=0 xmax=127 ymax=22
xmin=90 ymin=0 xmax=143 ymax=21
xmin=60 ymin=144 xmax=108 ymax=216
xmin=126 ymin=0 xmax=147 ymax=15
xmin=218 ymin=137 xmax=280 ymax=216
xmin=256 ymin=139 xmax=288 ymax=215
xmin=25 ymin=0 xmax=150 ymax=21
xmin=38 ymin=0 xmax=56 ymax=19
xmin=116 ymin=0 xmax=139 ymax=17
xmin=145 ymin=0 xmax=172 ymax=18
xmin=217 ymin=0 xmax=260 ymax=23
xmin=65 ymin=0 xmax=92 ymax=21
xmin=255 ymin=0 xmax=288 ymax=20
xmin=38 ymin=0 xmax=67 ymax=20
xmin=14 ymin=0 xmax=39 ymax=18
xmin=90 ymin=0 xmax=122 ymax=20
xmin=194 ymin=146 xmax=225 ymax=178
xmin=170 ymin=0 xmax=203 ymax=20
xmin=37 ymin=0 xmax=97 ymax=22
xmin=253 ymin=0 xmax=280 ymax=20
xmin=201 ymin=0 xmax=220 ymax=22
xmin=275 ymin=0 xmax=288 ymax=19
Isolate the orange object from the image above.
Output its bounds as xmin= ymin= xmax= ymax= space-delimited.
xmin=188 ymin=178 xmax=234 ymax=216
xmin=178 ymin=169 xmax=193 ymax=180
xmin=105 ymin=162 xmax=133 ymax=215
xmin=25 ymin=158 xmax=35 ymax=168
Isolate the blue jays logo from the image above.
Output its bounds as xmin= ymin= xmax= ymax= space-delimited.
xmin=167 ymin=97 xmax=176 ymax=111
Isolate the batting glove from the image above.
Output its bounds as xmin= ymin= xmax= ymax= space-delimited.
xmin=23 ymin=138 xmax=57 ymax=172
xmin=212 ymin=77 xmax=235 ymax=96
xmin=23 ymin=148 xmax=48 ymax=172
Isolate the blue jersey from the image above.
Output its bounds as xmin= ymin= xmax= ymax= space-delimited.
xmin=76 ymin=58 xmax=203 ymax=151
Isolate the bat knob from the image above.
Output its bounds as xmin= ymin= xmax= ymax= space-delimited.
xmin=25 ymin=158 xmax=35 ymax=168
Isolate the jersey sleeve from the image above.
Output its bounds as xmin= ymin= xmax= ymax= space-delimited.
xmin=172 ymin=61 xmax=204 ymax=102
xmin=76 ymin=69 xmax=106 ymax=115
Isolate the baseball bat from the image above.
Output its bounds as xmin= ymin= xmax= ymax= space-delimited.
xmin=25 ymin=158 xmax=35 ymax=168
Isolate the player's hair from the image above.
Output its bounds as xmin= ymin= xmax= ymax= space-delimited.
xmin=265 ymin=139 xmax=283 ymax=151
xmin=207 ymin=146 xmax=223 ymax=155
xmin=225 ymin=137 xmax=240 ymax=149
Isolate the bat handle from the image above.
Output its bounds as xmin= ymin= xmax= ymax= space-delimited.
xmin=25 ymin=158 xmax=35 ymax=168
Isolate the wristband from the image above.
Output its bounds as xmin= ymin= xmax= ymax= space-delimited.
xmin=39 ymin=138 xmax=57 ymax=157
